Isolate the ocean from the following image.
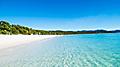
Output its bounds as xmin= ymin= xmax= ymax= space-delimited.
xmin=0 ymin=33 xmax=120 ymax=67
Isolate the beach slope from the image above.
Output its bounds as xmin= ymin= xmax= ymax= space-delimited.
xmin=0 ymin=35 xmax=60 ymax=50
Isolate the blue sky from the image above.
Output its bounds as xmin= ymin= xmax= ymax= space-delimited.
xmin=0 ymin=0 xmax=120 ymax=31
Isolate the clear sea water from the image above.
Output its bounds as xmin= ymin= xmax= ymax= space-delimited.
xmin=0 ymin=33 xmax=120 ymax=67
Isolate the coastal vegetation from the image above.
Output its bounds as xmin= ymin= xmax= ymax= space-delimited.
xmin=0 ymin=21 xmax=120 ymax=35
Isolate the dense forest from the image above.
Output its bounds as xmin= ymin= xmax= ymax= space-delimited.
xmin=0 ymin=21 xmax=120 ymax=35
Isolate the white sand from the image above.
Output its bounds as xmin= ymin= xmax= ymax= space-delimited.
xmin=0 ymin=35 xmax=61 ymax=50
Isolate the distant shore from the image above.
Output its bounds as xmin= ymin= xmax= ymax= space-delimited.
xmin=0 ymin=35 xmax=62 ymax=50
xmin=1 ymin=21 xmax=120 ymax=35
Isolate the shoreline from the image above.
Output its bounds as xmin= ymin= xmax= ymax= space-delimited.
xmin=0 ymin=35 xmax=63 ymax=50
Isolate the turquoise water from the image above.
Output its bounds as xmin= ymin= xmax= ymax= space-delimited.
xmin=0 ymin=34 xmax=120 ymax=67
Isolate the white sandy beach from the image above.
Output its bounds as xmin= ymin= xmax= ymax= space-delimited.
xmin=0 ymin=35 xmax=61 ymax=50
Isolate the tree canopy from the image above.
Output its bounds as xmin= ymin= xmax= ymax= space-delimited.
xmin=0 ymin=21 xmax=120 ymax=35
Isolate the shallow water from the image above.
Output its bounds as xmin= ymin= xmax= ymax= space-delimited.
xmin=0 ymin=33 xmax=120 ymax=67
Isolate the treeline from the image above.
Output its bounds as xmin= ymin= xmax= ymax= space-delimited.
xmin=0 ymin=21 xmax=120 ymax=35
xmin=0 ymin=21 xmax=63 ymax=35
